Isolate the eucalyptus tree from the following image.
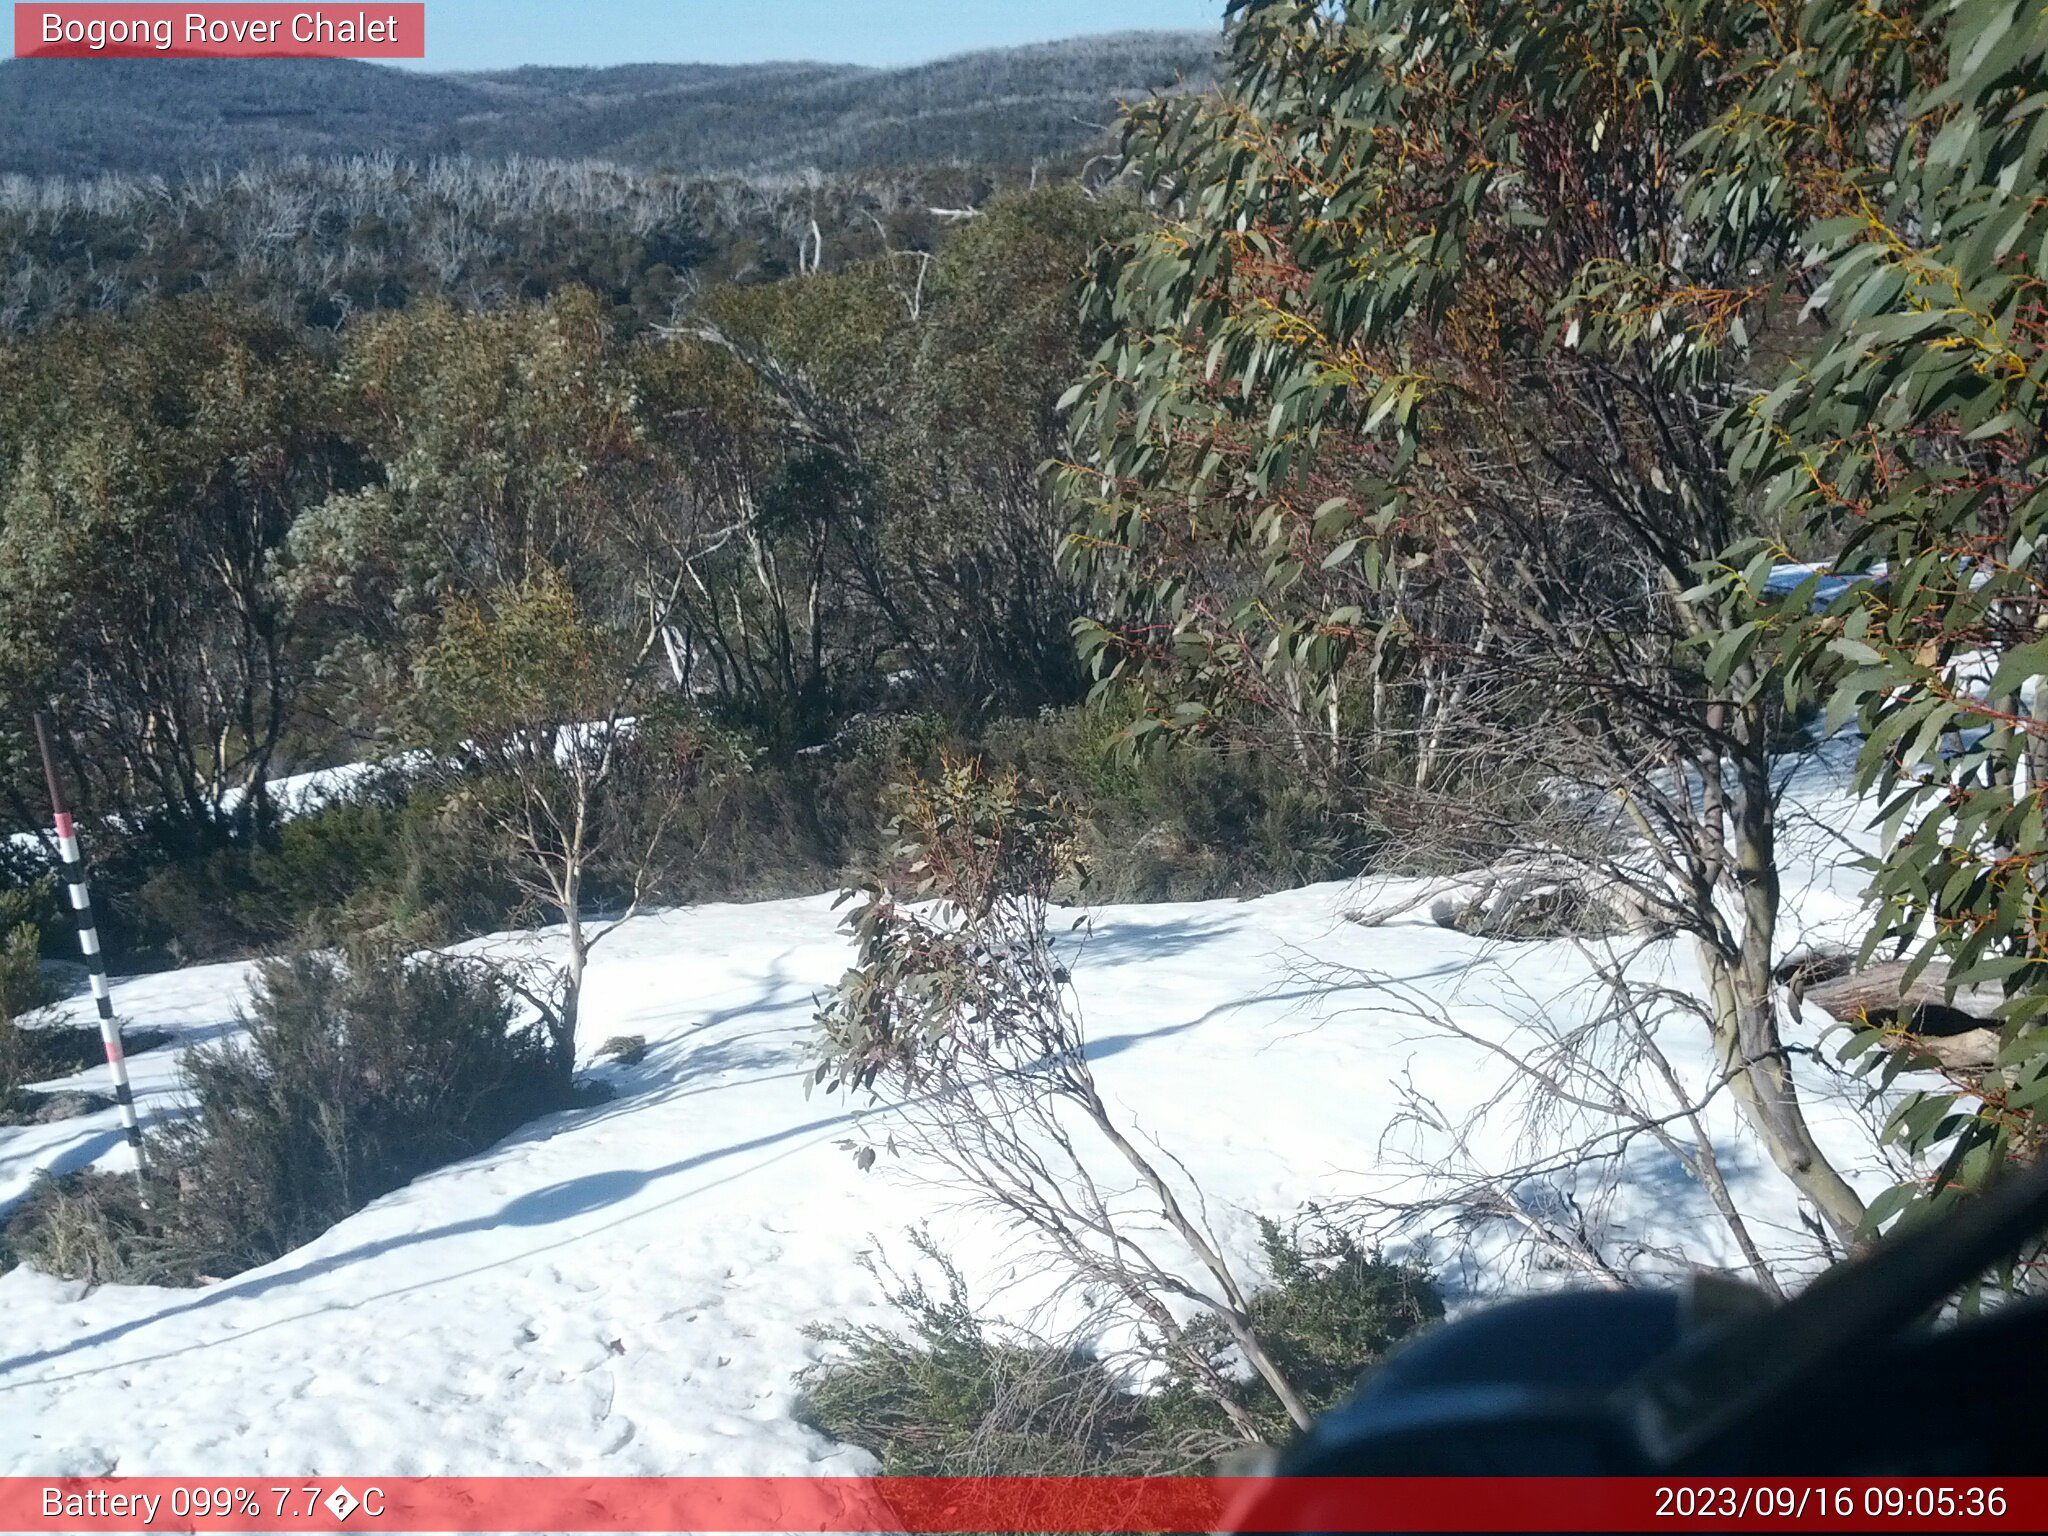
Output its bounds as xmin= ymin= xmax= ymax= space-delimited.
xmin=0 ymin=300 xmax=357 ymax=845
xmin=1709 ymin=0 xmax=2048 ymax=1240
xmin=287 ymin=289 xmax=695 ymax=1077
xmin=650 ymin=189 xmax=1131 ymax=747
xmin=1061 ymin=0 xmax=1887 ymax=1245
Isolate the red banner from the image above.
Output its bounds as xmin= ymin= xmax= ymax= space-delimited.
xmin=0 ymin=1477 xmax=2040 ymax=1532
xmin=12 ymin=5 xmax=425 ymax=59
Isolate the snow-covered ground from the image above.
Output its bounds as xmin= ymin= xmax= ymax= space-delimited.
xmin=0 ymin=751 xmax=1894 ymax=1476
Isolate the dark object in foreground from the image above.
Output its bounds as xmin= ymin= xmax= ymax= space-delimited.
xmin=1238 ymin=1160 xmax=2048 ymax=1508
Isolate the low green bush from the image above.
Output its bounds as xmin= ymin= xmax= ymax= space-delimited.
xmin=0 ymin=880 xmax=57 ymax=1026
xmin=1 ymin=947 xmax=568 ymax=1285
xmin=18 ymin=701 xmax=1368 ymax=973
xmin=644 ymin=702 xmax=1361 ymax=908
xmin=371 ymin=790 xmax=529 ymax=946
xmin=0 ymin=1172 xmax=182 ymax=1285
xmin=976 ymin=706 xmax=1361 ymax=902
xmin=3 ymin=1022 xmax=169 ymax=1082
xmin=131 ymin=795 xmax=439 ymax=960
xmin=106 ymin=788 xmax=524 ymax=963
xmin=797 ymin=1237 xmax=1174 ymax=1476
xmin=1147 ymin=1219 xmax=1445 ymax=1446
xmin=0 ymin=1015 xmax=19 ymax=1109
xmin=163 ymin=948 xmax=565 ymax=1269
xmin=1 ymin=878 xmax=59 ymax=1112
xmin=797 ymin=1223 xmax=1441 ymax=1474
xmin=0 ymin=925 xmax=45 ymax=1022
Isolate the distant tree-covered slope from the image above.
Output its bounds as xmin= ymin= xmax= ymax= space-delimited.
xmin=0 ymin=33 xmax=1217 ymax=179
xmin=0 ymin=156 xmax=1027 ymax=334
xmin=0 ymin=58 xmax=484 ymax=175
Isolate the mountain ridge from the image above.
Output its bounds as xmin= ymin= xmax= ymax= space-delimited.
xmin=0 ymin=32 xmax=1219 ymax=179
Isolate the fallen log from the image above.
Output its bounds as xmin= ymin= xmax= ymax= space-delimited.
xmin=1791 ymin=955 xmax=2004 ymax=1074
xmin=1347 ymin=855 xmax=1673 ymax=940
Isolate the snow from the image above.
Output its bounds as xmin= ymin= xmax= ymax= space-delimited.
xmin=0 ymin=968 xmax=253 ymax=1215
xmin=1764 ymin=562 xmax=1878 ymax=608
xmin=223 ymin=760 xmax=393 ymax=820
xmin=0 ymin=751 xmax=1898 ymax=1477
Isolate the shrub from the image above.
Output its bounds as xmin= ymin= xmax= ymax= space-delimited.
xmin=976 ymin=706 xmax=1361 ymax=902
xmin=162 ymin=948 xmax=565 ymax=1271
xmin=112 ymin=788 xmax=529 ymax=964
xmin=246 ymin=800 xmax=415 ymax=937
xmin=636 ymin=704 xmax=1361 ymax=910
xmin=798 ymin=1224 xmax=1442 ymax=1474
xmin=1147 ymin=1220 xmax=1444 ymax=1446
xmin=797 ymin=1237 xmax=1174 ymax=1477
xmin=0 ymin=1013 xmax=20 ymax=1108
xmin=1 ymin=879 xmax=60 ymax=1114
xmin=29 ymin=1025 xmax=167 ymax=1076
xmin=129 ymin=796 xmax=426 ymax=961
xmin=24 ymin=698 xmax=1368 ymax=979
xmin=0 ymin=1171 xmax=183 ymax=1285
xmin=650 ymin=719 xmax=926 ymax=905
xmin=0 ymin=880 xmax=57 ymax=1025
xmin=10 ymin=821 xmax=189 ymax=972
xmin=0 ymin=925 xmax=39 ymax=1025
xmin=1 ymin=947 xmax=567 ymax=1285
xmin=371 ymin=791 xmax=528 ymax=946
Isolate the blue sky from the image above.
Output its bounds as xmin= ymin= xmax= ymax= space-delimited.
xmin=406 ymin=2 xmax=1230 ymax=71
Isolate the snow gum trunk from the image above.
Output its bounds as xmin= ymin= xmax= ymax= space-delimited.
xmin=1701 ymin=755 xmax=1867 ymax=1248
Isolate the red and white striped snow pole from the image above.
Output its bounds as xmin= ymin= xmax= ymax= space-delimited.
xmin=33 ymin=712 xmax=147 ymax=1182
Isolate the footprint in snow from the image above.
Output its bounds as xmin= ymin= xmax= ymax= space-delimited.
xmin=599 ymin=1420 xmax=637 ymax=1455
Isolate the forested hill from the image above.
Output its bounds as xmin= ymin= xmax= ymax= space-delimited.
xmin=0 ymin=32 xmax=1217 ymax=179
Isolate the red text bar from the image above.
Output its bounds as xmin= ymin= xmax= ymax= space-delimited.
xmin=12 ymin=5 xmax=425 ymax=59
xmin=0 ymin=1477 xmax=2041 ymax=1532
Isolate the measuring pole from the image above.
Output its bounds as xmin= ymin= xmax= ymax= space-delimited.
xmin=33 ymin=712 xmax=147 ymax=1184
